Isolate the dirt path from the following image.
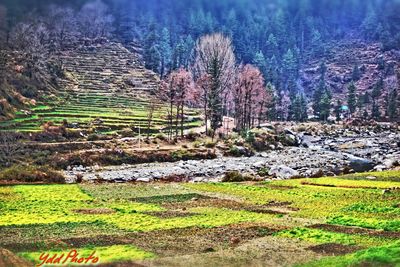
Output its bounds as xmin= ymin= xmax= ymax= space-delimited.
xmin=136 ymin=236 xmax=321 ymax=267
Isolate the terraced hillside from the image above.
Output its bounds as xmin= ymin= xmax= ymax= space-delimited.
xmin=0 ymin=42 xmax=202 ymax=134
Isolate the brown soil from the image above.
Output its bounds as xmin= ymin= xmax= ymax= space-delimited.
xmin=162 ymin=196 xmax=297 ymax=215
xmin=0 ymin=248 xmax=31 ymax=267
xmin=307 ymin=243 xmax=361 ymax=255
xmin=57 ymin=223 xmax=282 ymax=258
xmin=310 ymin=224 xmax=400 ymax=239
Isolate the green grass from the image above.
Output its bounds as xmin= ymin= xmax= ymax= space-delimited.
xmin=19 ymin=244 xmax=155 ymax=264
xmin=0 ymin=172 xmax=399 ymax=266
xmin=300 ymin=242 xmax=400 ymax=267
xmin=340 ymin=170 xmax=400 ymax=182
xmin=275 ymin=227 xmax=391 ymax=247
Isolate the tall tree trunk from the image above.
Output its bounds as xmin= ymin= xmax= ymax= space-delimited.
xmin=180 ymin=104 xmax=184 ymax=138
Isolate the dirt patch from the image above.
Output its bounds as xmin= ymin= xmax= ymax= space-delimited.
xmin=162 ymin=197 xmax=245 ymax=210
xmin=142 ymin=211 xmax=199 ymax=219
xmin=126 ymin=223 xmax=282 ymax=257
xmin=58 ymin=223 xmax=283 ymax=258
xmin=307 ymin=243 xmax=361 ymax=255
xmin=138 ymin=235 xmax=322 ymax=267
xmin=0 ymin=248 xmax=31 ymax=267
xmin=163 ymin=197 xmax=298 ymax=215
xmin=73 ymin=208 xmax=115 ymax=214
xmin=310 ymin=224 xmax=400 ymax=239
xmin=245 ymin=207 xmax=288 ymax=215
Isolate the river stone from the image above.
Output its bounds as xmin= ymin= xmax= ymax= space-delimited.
xmin=268 ymin=165 xmax=299 ymax=179
xmin=348 ymin=155 xmax=375 ymax=172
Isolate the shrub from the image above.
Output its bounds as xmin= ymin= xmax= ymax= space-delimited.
xmin=0 ymin=165 xmax=65 ymax=184
xmin=222 ymin=171 xmax=254 ymax=182
xmin=155 ymin=133 xmax=167 ymax=141
xmin=187 ymin=130 xmax=199 ymax=141
xmin=257 ymin=167 xmax=270 ymax=177
xmin=87 ymin=134 xmax=100 ymax=141
xmin=193 ymin=141 xmax=201 ymax=148
xmin=227 ymin=145 xmax=241 ymax=157
xmin=171 ymin=149 xmax=191 ymax=161
xmin=205 ymin=140 xmax=217 ymax=148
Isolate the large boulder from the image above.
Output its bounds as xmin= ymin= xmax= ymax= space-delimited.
xmin=348 ymin=155 xmax=375 ymax=172
xmin=268 ymin=165 xmax=300 ymax=179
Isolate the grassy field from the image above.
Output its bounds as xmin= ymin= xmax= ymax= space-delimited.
xmin=0 ymin=93 xmax=202 ymax=134
xmin=0 ymin=171 xmax=399 ymax=266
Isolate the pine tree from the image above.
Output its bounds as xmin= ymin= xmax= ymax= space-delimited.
xmin=253 ymin=51 xmax=267 ymax=79
xmin=319 ymin=89 xmax=332 ymax=121
xmin=363 ymin=91 xmax=370 ymax=104
xmin=371 ymin=78 xmax=383 ymax=100
xmin=347 ymin=82 xmax=357 ymax=114
xmin=159 ymin=28 xmax=172 ymax=78
xmin=387 ymin=88 xmax=398 ymax=121
xmin=361 ymin=6 xmax=378 ymax=40
xmin=357 ymin=94 xmax=364 ymax=110
xmin=372 ymin=101 xmax=381 ymax=120
xmin=352 ymin=63 xmax=361 ymax=81
xmin=334 ymin=100 xmax=342 ymax=121
xmin=265 ymin=33 xmax=278 ymax=59
xmin=282 ymin=49 xmax=298 ymax=91
xmin=266 ymin=83 xmax=277 ymax=121
xmin=311 ymin=29 xmax=323 ymax=56
xmin=363 ymin=109 xmax=369 ymax=119
xmin=143 ymin=23 xmax=160 ymax=73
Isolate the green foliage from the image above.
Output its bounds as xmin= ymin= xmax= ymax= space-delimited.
xmin=276 ymin=227 xmax=387 ymax=247
xmin=328 ymin=216 xmax=400 ymax=232
xmin=204 ymin=140 xmax=217 ymax=148
xmin=334 ymin=100 xmax=342 ymax=121
xmin=292 ymin=93 xmax=308 ymax=122
xmin=352 ymin=63 xmax=361 ymax=81
xmin=347 ymin=82 xmax=357 ymax=114
xmin=222 ymin=171 xmax=253 ymax=182
xmin=301 ymin=242 xmax=400 ymax=267
xmin=20 ymin=245 xmax=155 ymax=264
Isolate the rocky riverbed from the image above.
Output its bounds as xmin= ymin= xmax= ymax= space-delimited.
xmin=64 ymin=123 xmax=400 ymax=183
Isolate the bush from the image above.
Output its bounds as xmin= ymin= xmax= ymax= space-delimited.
xmin=187 ymin=130 xmax=199 ymax=141
xmin=222 ymin=171 xmax=254 ymax=182
xmin=193 ymin=141 xmax=201 ymax=148
xmin=0 ymin=165 xmax=65 ymax=184
xmin=155 ymin=133 xmax=167 ymax=141
xmin=205 ymin=140 xmax=217 ymax=148
xmin=87 ymin=134 xmax=100 ymax=141
xmin=257 ymin=167 xmax=270 ymax=177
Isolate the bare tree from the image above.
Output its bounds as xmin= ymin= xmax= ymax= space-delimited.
xmin=233 ymin=64 xmax=266 ymax=131
xmin=77 ymin=0 xmax=115 ymax=40
xmin=192 ymin=33 xmax=236 ymax=138
xmin=159 ymin=68 xmax=193 ymax=139
xmin=146 ymin=98 xmax=158 ymax=139
xmin=47 ymin=5 xmax=77 ymax=50
xmin=10 ymin=19 xmax=50 ymax=82
xmin=0 ymin=132 xmax=24 ymax=167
